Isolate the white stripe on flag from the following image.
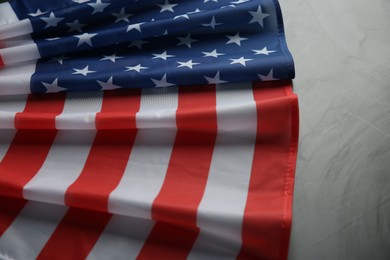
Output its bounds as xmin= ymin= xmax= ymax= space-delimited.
xmin=87 ymin=215 xmax=154 ymax=259
xmin=0 ymin=129 xmax=16 ymax=161
xmin=188 ymin=82 xmax=257 ymax=259
xmin=22 ymin=130 xmax=96 ymax=205
xmin=0 ymin=2 xmax=19 ymax=25
xmin=0 ymin=19 xmax=33 ymax=40
xmin=0 ymin=44 xmax=40 ymax=66
xmin=56 ymin=92 xmax=104 ymax=129
xmin=0 ymin=62 xmax=35 ymax=96
xmin=0 ymin=201 xmax=67 ymax=260
xmin=23 ymin=94 xmax=103 ymax=204
xmin=108 ymin=87 xmax=178 ymax=219
xmin=0 ymin=94 xmax=27 ymax=129
xmin=136 ymin=87 xmax=178 ymax=129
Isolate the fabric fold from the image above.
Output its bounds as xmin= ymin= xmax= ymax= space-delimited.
xmin=0 ymin=80 xmax=298 ymax=259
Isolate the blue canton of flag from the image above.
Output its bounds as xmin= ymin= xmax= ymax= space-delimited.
xmin=4 ymin=0 xmax=294 ymax=93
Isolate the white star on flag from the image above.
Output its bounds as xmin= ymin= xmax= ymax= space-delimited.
xmin=40 ymin=12 xmax=64 ymax=28
xmin=177 ymin=34 xmax=197 ymax=48
xmin=66 ymin=19 xmax=86 ymax=33
xmin=74 ymin=32 xmax=97 ymax=47
xmin=152 ymin=51 xmax=175 ymax=60
xmin=253 ymin=47 xmax=276 ymax=55
xmin=100 ymin=53 xmax=123 ymax=63
xmin=41 ymin=78 xmax=66 ymax=93
xmin=73 ymin=66 xmax=96 ymax=76
xmin=249 ymin=5 xmax=270 ymax=27
xmin=88 ymin=0 xmax=110 ymax=14
xmin=28 ymin=9 xmax=47 ymax=17
xmin=226 ymin=32 xmax=248 ymax=46
xmin=231 ymin=0 xmax=250 ymax=4
xmin=72 ymin=0 xmax=91 ymax=3
xmin=258 ymin=69 xmax=278 ymax=81
xmin=157 ymin=0 xmax=178 ymax=13
xmin=151 ymin=74 xmax=175 ymax=87
xmin=174 ymin=14 xmax=190 ymax=20
xmin=230 ymin=57 xmax=253 ymax=66
xmin=177 ymin=60 xmax=200 ymax=69
xmin=205 ymin=71 xmax=227 ymax=84
xmin=202 ymin=16 xmax=222 ymax=29
xmin=112 ymin=8 xmax=132 ymax=23
xmin=202 ymin=49 xmax=225 ymax=58
xmin=97 ymin=76 xmax=121 ymax=90
xmin=128 ymin=40 xmax=148 ymax=49
xmin=126 ymin=64 xmax=148 ymax=72
xmin=127 ymin=22 xmax=145 ymax=32
xmin=49 ymin=55 xmax=68 ymax=65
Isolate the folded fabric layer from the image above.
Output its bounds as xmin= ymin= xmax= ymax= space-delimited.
xmin=0 ymin=0 xmax=294 ymax=94
xmin=0 ymin=80 xmax=292 ymax=131
xmin=0 ymin=80 xmax=299 ymax=259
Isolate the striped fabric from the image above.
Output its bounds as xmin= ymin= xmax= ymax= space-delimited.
xmin=0 ymin=80 xmax=298 ymax=259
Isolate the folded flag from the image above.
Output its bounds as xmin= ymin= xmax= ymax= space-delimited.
xmin=0 ymin=0 xmax=299 ymax=259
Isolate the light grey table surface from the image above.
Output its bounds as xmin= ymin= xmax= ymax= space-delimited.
xmin=280 ymin=0 xmax=390 ymax=259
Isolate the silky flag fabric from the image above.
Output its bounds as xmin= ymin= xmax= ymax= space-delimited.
xmin=0 ymin=0 xmax=299 ymax=259
xmin=0 ymin=81 xmax=298 ymax=259
xmin=0 ymin=0 xmax=294 ymax=94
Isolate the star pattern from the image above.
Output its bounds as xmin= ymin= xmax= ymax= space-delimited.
xmin=151 ymin=74 xmax=175 ymax=87
xmin=27 ymin=0 xmax=293 ymax=93
xmin=202 ymin=49 xmax=225 ymax=58
xmin=41 ymin=78 xmax=66 ymax=93
xmin=249 ymin=5 xmax=270 ymax=27
xmin=28 ymin=9 xmax=47 ymax=17
xmin=66 ymin=19 xmax=86 ymax=33
xmin=152 ymin=51 xmax=175 ymax=60
xmin=177 ymin=60 xmax=200 ymax=69
xmin=74 ymin=32 xmax=97 ymax=47
xmin=40 ymin=12 xmax=64 ymax=28
xmin=73 ymin=66 xmax=96 ymax=76
xmin=126 ymin=64 xmax=148 ymax=72
xmin=253 ymin=47 xmax=276 ymax=55
xmin=101 ymin=53 xmax=123 ymax=62
xmin=97 ymin=76 xmax=121 ymax=90
xmin=157 ymin=0 xmax=178 ymax=13
xmin=258 ymin=69 xmax=278 ymax=81
xmin=226 ymin=33 xmax=248 ymax=46
xmin=202 ymin=16 xmax=222 ymax=30
xmin=230 ymin=57 xmax=253 ymax=66
xmin=205 ymin=71 xmax=227 ymax=84
xmin=88 ymin=0 xmax=110 ymax=15
xmin=177 ymin=34 xmax=197 ymax=48
xmin=112 ymin=8 xmax=132 ymax=23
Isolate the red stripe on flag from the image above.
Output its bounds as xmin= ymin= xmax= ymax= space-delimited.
xmin=0 ymin=54 xmax=4 ymax=68
xmin=38 ymin=90 xmax=141 ymax=259
xmin=15 ymin=93 xmax=66 ymax=130
xmin=0 ymin=195 xmax=27 ymax=236
xmin=238 ymin=80 xmax=298 ymax=260
xmin=0 ymin=93 xmax=65 ymax=199
xmin=65 ymin=89 xmax=141 ymax=212
xmin=0 ymin=93 xmax=65 ymax=236
xmin=95 ymin=89 xmax=140 ymax=130
xmin=37 ymin=207 xmax=112 ymax=260
xmin=137 ymin=85 xmax=218 ymax=259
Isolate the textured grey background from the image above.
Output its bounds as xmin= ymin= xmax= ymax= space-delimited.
xmin=280 ymin=0 xmax=390 ymax=259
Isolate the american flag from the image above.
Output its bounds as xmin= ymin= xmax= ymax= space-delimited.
xmin=0 ymin=0 xmax=298 ymax=259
